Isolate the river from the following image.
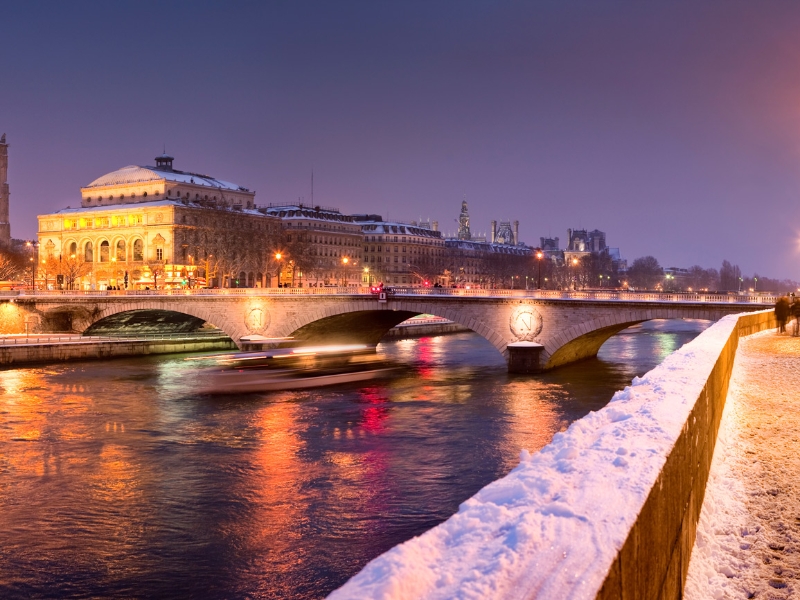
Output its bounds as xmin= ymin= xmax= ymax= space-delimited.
xmin=0 ymin=319 xmax=710 ymax=599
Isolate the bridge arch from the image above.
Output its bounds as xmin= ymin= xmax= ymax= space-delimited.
xmin=78 ymin=301 xmax=237 ymax=339
xmin=541 ymin=306 xmax=727 ymax=369
xmin=277 ymin=298 xmax=508 ymax=356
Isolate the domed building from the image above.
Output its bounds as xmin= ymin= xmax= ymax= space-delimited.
xmin=36 ymin=155 xmax=281 ymax=290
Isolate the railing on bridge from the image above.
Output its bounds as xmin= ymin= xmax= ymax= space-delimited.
xmin=0 ymin=287 xmax=777 ymax=304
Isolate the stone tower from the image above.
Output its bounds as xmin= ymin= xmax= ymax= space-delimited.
xmin=457 ymin=199 xmax=471 ymax=240
xmin=0 ymin=134 xmax=10 ymax=246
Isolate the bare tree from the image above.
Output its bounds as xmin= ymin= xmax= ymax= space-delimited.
xmin=59 ymin=255 xmax=92 ymax=290
xmin=627 ymin=256 xmax=663 ymax=290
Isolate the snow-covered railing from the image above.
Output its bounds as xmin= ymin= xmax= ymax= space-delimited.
xmin=2 ymin=288 xmax=776 ymax=305
xmin=330 ymin=309 xmax=776 ymax=600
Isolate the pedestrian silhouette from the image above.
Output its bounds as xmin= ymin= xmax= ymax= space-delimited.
xmin=791 ymin=297 xmax=800 ymax=336
xmin=775 ymin=295 xmax=791 ymax=334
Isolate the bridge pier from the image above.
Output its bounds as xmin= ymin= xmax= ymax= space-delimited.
xmin=506 ymin=341 xmax=545 ymax=374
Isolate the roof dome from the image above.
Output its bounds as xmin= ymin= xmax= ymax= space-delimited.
xmin=85 ymin=165 xmax=163 ymax=188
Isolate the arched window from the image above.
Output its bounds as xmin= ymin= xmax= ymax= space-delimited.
xmin=133 ymin=239 xmax=144 ymax=261
xmin=84 ymin=241 xmax=93 ymax=262
xmin=68 ymin=241 xmax=77 ymax=257
xmin=99 ymin=240 xmax=109 ymax=262
xmin=116 ymin=240 xmax=125 ymax=261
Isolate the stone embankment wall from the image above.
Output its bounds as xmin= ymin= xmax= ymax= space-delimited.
xmin=383 ymin=322 xmax=469 ymax=339
xmin=597 ymin=309 xmax=775 ymax=599
xmin=330 ymin=309 xmax=777 ymax=600
xmin=0 ymin=337 xmax=235 ymax=367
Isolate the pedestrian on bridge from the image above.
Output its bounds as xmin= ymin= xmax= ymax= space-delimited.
xmin=775 ymin=295 xmax=790 ymax=334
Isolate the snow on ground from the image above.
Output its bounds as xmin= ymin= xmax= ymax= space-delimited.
xmin=330 ymin=316 xmax=744 ymax=600
xmin=686 ymin=330 xmax=800 ymax=600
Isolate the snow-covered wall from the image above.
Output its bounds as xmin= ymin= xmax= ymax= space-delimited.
xmin=330 ymin=310 xmax=776 ymax=600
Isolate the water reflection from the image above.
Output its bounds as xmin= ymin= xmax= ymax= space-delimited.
xmin=0 ymin=319 xmax=709 ymax=599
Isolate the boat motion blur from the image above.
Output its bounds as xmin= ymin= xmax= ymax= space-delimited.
xmin=199 ymin=344 xmax=400 ymax=394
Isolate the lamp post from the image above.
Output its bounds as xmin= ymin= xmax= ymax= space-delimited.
xmin=274 ymin=252 xmax=283 ymax=287
xmin=205 ymin=254 xmax=213 ymax=288
xmin=25 ymin=241 xmax=39 ymax=290
xmin=341 ymin=256 xmax=350 ymax=287
xmin=571 ymin=257 xmax=578 ymax=290
xmin=364 ymin=266 xmax=372 ymax=286
xmin=754 ymin=277 xmax=758 ymax=293
xmin=535 ymin=248 xmax=543 ymax=289
xmin=738 ymin=276 xmax=743 ymax=292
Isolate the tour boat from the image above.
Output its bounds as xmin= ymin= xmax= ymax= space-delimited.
xmin=200 ymin=344 xmax=399 ymax=393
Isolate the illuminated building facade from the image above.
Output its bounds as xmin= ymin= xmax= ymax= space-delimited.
xmin=262 ymin=203 xmax=363 ymax=286
xmin=37 ymin=155 xmax=280 ymax=289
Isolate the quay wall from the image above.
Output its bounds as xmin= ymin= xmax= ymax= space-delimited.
xmin=0 ymin=337 xmax=236 ymax=367
xmin=595 ymin=308 xmax=775 ymax=599
xmin=383 ymin=322 xmax=470 ymax=339
xmin=330 ymin=309 xmax=777 ymax=600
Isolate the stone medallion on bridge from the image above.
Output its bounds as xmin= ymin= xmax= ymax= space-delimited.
xmin=509 ymin=306 xmax=543 ymax=342
xmin=245 ymin=307 xmax=270 ymax=333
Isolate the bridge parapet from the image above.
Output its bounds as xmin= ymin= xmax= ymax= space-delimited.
xmin=1 ymin=287 xmax=777 ymax=305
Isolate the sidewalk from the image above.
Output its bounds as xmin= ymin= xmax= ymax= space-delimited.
xmin=686 ymin=329 xmax=800 ymax=599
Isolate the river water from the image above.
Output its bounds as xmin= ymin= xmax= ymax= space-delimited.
xmin=0 ymin=319 xmax=710 ymax=599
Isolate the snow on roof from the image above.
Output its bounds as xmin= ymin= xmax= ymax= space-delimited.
xmin=330 ymin=312 xmax=751 ymax=600
xmin=84 ymin=165 xmax=248 ymax=192
xmin=41 ymin=200 xmax=267 ymax=217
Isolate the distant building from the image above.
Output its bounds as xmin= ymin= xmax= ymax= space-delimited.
xmin=539 ymin=236 xmax=560 ymax=258
xmin=560 ymin=227 xmax=625 ymax=274
xmin=354 ymin=214 xmax=445 ymax=286
xmin=263 ymin=203 xmax=363 ymax=286
xmin=0 ymin=134 xmax=11 ymax=246
xmin=444 ymin=201 xmax=531 ymax=287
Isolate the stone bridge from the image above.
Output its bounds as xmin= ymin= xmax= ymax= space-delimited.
xmin=0 ymin=288 xmax=773 ymax=371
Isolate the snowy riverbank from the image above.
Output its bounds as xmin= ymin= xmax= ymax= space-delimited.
xmin=331 ymin=311 xmax=772 ymax=599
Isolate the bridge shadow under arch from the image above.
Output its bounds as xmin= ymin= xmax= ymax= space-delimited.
xmin=83 ymin=309 xmax=220 ymax=336
xmin=288 ymin=310 xmax=445 ymax=346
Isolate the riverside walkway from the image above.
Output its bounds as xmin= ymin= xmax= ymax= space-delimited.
xmin=686 ymin=329 xmax=800 ymax=599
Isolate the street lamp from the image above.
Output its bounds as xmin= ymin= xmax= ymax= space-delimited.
xmin=205 ymin=254 xmax=214 ymax=288
xmin=274 ymin=252 xmax=283 ymax=287
xmin=25 ymin=241 xmax=39 ymax=290
xmin=535 ymin=248 xmax=544 ymax=289
xmin=571 ymin=257 xmax=578 ymax=290
xmin=363 ymin=266 xmax=372 ymax=286
xmin=754 ymin=277 xmax=758 ymax=292
xmin=341 ymin=256 xmax=350 ymax=287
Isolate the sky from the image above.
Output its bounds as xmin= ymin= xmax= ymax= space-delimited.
xmin=3 ymin=0 xmax=800 ymax=278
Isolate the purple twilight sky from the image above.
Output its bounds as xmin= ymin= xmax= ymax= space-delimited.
xmin=3 ymin=1 xmax=800 ymax=278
